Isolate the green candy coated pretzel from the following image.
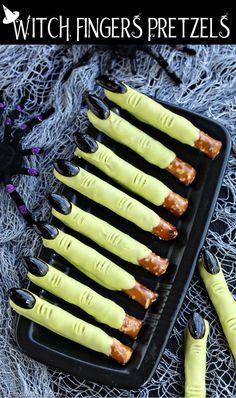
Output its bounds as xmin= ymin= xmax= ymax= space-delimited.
xmin=199 ymin=258 xmax=236 ymax=365
xmin=75 ymin=141 xmax=171 ymax=206
xmin=28 ymin=262 xmax=126 ymax=329
xmin=87 ymin=110 xmax=176 ymax=169
xmin=52 ymin=202 xmax=150 ymax=265
xmin=54 ymin=167 xmax=160 ymax=232
xmin=42 ymin=228 xmax=135 ymax=291
xmin=10 ymin=291 xmax=113 ymax=356
xmin=184 ymin=319 xmax=209 ymax=398
xmin=103 ymin=84 xmax=199 ymax=146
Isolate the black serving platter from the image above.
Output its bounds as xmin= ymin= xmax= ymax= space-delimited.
xmin=16 ymin=99 xmax=231 ymax=388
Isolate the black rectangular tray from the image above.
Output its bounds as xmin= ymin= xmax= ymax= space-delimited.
xmin=16 ymin=99 xmax=231 ymax=388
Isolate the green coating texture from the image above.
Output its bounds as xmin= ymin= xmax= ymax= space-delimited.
xmin=184 ymin=320 xmax=209 ymax=398
xmin=199 ymin=259 xmax=236 ymax=364
xmin=87 ymin=110 xmax=176 ymax=169
xmin=10 ymin=292 xmax=113 ymax=356
xmin=42 ymin=229 xmax=135 ymax=291
xmin=104 ymin=85 xmax=199 ymax=146
xmin=54 ymin=167 xmax=160 ymax=232
xmin=52 ymin=203 xmax=150 ymax=264
xmin=28 ymin=263 xmax=125 ymax=329
xmin=75 ymin=141 xmax=171 ymax=205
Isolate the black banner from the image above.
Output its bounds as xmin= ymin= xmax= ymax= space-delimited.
xmin=0 ymin=3 xmax=235 ymax=44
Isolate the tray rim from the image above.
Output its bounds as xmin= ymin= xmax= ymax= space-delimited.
xmin=15 ymin=100 xmax=231 ymax=388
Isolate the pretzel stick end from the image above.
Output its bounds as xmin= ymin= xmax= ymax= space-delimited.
xmin=138 ymin=253 xmax=169 ymax=276
xmin=110 ymin=338 xmax=133 ymax=365
xmin=166 ymin=157 xmax=196 ymax=186
xmin=163 ymin=192 xmax=189 ymax=217
xmin=119 ymin=314 xmax=143 ymax=339
xmin=194 ymin=131 xmax=222 ymax=159
xmin=124 ymin=282 xmax=158 ymax=309
xmin=152 ymin=218 xmax=178 ymax=240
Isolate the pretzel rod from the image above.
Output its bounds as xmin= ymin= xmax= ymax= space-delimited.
xmin=194 ymin=130 xmax=222 ymax=159
xmin=24 ymin=257 xmax=142 ymax=338
xmin=138 ymin=252 xmax=169 ymax=276
xmin=119 ymin=314 xmax=143 ymax=339
xmin=163 ymin=191 xmax=189 ymax=216
xmin=96 ymin=75 xmax=222 ymax=159
xmin=124 ymin=282 xmax=158 ymax=309
xmin=75 ymin=135 xmax=188 ymax=215
xmin=85 ymin=94 xmax=196 ymax=185
xmin=165 ymin=157 xmax=197 ymax=186
xmin=36 ymin=223 xmax=157 ymax=309
xmin=53 ymin=160 xmax=178 ymax=240
xmin=9 ymin=289 xmax=133 ymax=365
xmin=111 ymin=338 xmax=133 ymax=364
xmin=48 ymin=193 xmax=169 ymax=276
xmin=152 ymin=218 xmax=178 ymax=240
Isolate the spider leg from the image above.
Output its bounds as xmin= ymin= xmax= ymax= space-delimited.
xmin=170 ymin=45 xmax=196 ymax=56
xmin=76 ymin=46 xmax=98 ymax=66
xmin=3 ymin=99 xmax=26 ymax=144
xmin=98 ymin=52 xmax=112 ymax=76
xmin=8 ymin=96 xmax=27 ymax=120
xmin=61 ymin=46 xmax=97 ymax=83
xmin=12 ymin=107 xmax=54 ymax=147
xmin=0 ymin=100 xmax=5 ymax=116
xmin=4 ymin=176 xmax=35 ymax=225
xmin=130 ymin=57 xmax=137 ymax=74
xmin=19 ymin=167 xmax=39 ymax=177
xmin=19 ymin=147 xmax=42 ymax=156
xmin=140 ymin=45 xmax=182 ymax=85
xmin=98 ymin=54 xmax=104 ymax=76
xmin=20 ymin=107 xmax=54 ymax=133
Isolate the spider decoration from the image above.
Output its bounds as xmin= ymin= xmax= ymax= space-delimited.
xmin=0 ymin=93 xmax=54 ymax=225
xmin=62 ymin=44 xmax=196 ymax=86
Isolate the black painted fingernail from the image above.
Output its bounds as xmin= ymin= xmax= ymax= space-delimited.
xmin=47 ymin=193 xmax=72 ymax=215
xmin=74 ymin=133 xmax=98 ymax=153
xmin=96 ymin=75 xmax=127 ymax=94
xmin=34 ymin=222 xmax=58 ymax=240
xmin=54 ymin=159 xmax=80 ymax=177
xmin=201 ymin=248 xmax=220 ymax=275
xmin=85 ymin=94 xmax=110 ymax=120
xmin=188 ymin=312 xmax=206 ymax=339
xmin=23 ymin=256 xmax=49 ymax=277
xmin=9 ymin=288 xmax=36 ymax=309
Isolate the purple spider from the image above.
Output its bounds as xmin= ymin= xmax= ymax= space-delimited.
xmin=0 ymin=95 xmax=54 ymax=225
